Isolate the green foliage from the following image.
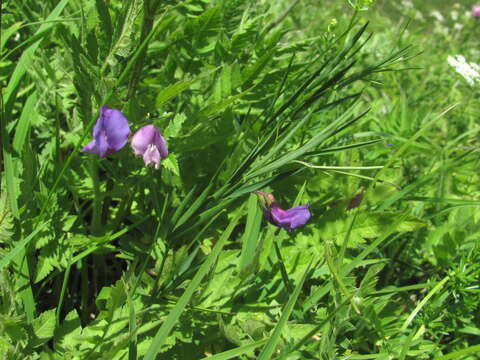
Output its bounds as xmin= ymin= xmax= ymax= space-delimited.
xmin=1 ymin=0 xmax=479 ymax=359
xmin=0 ymin=188 xmax=13 ymax=245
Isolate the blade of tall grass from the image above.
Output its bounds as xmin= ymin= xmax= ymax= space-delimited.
xmin=227 ymin=168 xmax=303 ymax=199
xmin=238 ymin=194 xmax=262 ymax=277
xmin=294 ymin=161 xmax=383 ymax=171
xmin=144 ymin=206 xmax=244 ymax=360
xmin=199 ymin=339 xmax=268 ymax=360
xmin=55 ymin=264 xmax=71 ymax=326
xmin=173 ymin=183 xmax=214 ymax=230
xmin=434 ymin=345 xmax=480 ymax=360
xmin=273 ymin=241 xmax=293 ymax=294
xmin=377 ymin=150 xmax=473 ymax=211
xmin=278 ymin=299 xmax=350 ymax=359
xmin=401 ymin=275 xmax=449 ymax=331
xmin=398 ymin=327 xmax=417 ymax=360
xmin=2 ymin=150 xmax=19 ymax=218
xmin=327 ymin=169 xmax=400 ymax=189
xmin=248 ymin=104 xmax=368 ymax=179
xmin=373 ymin=104 xmax=457 ymax=184
xmin=257 ymin=260 xmax=312 ymax=360
xmin=404 ymin=197 xmax=480 ymax=206
xmin=13 ymin=90 xmax=37 ymax=153
xmin=324 ymin=242 xmax=360 ymax=314
xmin=126 ymin=281 xmax=137 ymax=360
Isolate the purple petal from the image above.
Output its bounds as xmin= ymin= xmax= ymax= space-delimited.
xmin=83 ymin=139 xmax=97 ymax=154
xmin=101 ymin=107 xmax=130 ymax=151
xmin=143 ymin=144 xmax=161 ymax=168
xmin=154 ymin=131 xmax=168 ymax=158
xmin=131 ymin=125 xmax=157 ymax=156
xmin=95 ymin=130 xmax=109 ymax=157
xmin=270 ymin=204 xmax=311 ymax=232
xmin=92 ymin=111 xmax=104 ymax=138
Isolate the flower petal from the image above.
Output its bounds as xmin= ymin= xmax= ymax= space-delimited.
xmin=83 ymin=139 xmax=97 ymax=154
xmin=143 ymin=144 xmax=161 ymax=168
xmin=95 ymin=130 xmax=109 ymax=157
xmin=154 ymin=130 xmax=168 ymax=158
xmin=101 ymin=107 xmax=130 ymax=151
xmin=270 ymin=204 xmax=311 ymax=232
xmin=131 ymin=125 xmax=157 ymax=156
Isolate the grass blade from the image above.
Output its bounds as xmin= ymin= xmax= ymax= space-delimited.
xmin=238 ymin=194 xmax=262 ymax=277
xmin=257 ymin=260 xmax=312 ymax=360
xmin=200 ymin=339 xmax=268 ymax=360
xmin=144 ymin=206 xmax=244 ymax=360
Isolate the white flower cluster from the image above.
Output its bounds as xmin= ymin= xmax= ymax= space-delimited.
xmin=401 ymin=0 xmax=414 ymax=9
xmin=447 ymin=55 xmax=480 ymax=85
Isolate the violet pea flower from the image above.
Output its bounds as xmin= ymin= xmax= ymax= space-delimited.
xmin=131 ymin=125 xmax=168 ymax=169
xmin=255 ymin=191 xmax=311 ymax=232
xmin=83 ymin=106 xmax=131 ymax=157
xmin=473 ymin=5 xmax=480 ymax=18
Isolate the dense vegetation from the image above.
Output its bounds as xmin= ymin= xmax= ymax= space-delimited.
xmin=1 ymin=0 xmax=479 ymax=359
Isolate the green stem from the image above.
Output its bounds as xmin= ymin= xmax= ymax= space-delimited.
xmin=89 ymin=159 xmax=102 ymax=235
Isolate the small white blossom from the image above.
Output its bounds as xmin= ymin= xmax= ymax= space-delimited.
xmin=447 ymin=55 xmax=480 ymax=85
xmin=431 ymin=10 xmax=445 ymax=22
xmin=401 ymin=0 xmax=414 ymax=9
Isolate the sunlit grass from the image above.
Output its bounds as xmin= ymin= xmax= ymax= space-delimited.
xmin=1 ymin=0 xmax=479 ymax=359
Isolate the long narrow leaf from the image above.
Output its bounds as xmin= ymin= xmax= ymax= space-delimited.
xmin=144 ymin=207 xmax=244 ymax=360
xmin=257 ymin=261 xmax=312 ymax=360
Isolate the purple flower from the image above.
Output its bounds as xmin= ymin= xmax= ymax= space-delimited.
xmin=83 ymin=106 xmax=131 ymax=157
xmin=255 ymin=192 xmax=311 ymax=232
xmin=131 ymin=125 xmax=168 ymax=169
xmin=473 ymin=5 xmax=480 ymax=17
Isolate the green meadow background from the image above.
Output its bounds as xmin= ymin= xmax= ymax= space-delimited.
xmin=1 ymin=0 xmax=479 ymax=359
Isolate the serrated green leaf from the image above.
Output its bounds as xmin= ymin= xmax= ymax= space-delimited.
xmin=163 ymin=113 xmax=186 ymax=139
xmin=162 ymin=154 xmax=180 ymax=176
xmin=0 ymin=315 xmax=27 ymax=342
xmin=31 ymin=309 xmax=56 ymax=347
xmin=34 ymin=249 xmax=56 ymax=283
xmin=54 ymin=310 xmax=82 ymax=352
